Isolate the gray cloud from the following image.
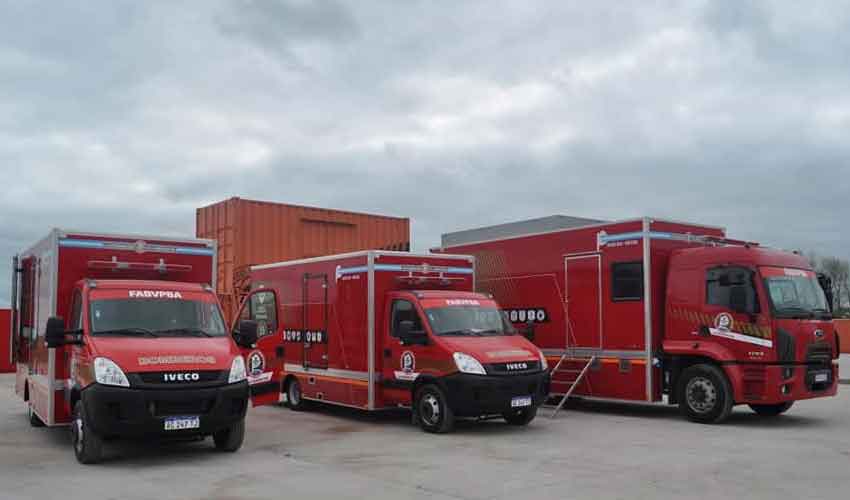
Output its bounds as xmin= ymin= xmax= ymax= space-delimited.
xmin=1 ymin=1 xmax=850 ymax=307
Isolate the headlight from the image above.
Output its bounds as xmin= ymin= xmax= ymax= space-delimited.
xmin=228 ymin=356 xmax=247 ymax=384
xmin=93 ymin=357 xmax=129 ymax=387
xmin=539 ymin=350 xmax=548 ymax=370
xmin=453 ymin=352 xmax=486 ymax=375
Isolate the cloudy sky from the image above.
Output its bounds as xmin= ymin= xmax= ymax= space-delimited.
xmin=1 ymin=1 xmax=849 ymax=306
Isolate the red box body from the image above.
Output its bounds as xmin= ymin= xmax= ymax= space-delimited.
xmin=441 ymin=217 xmax=839 ymax=408
xmin=1 ymin=309 xmax=11 ymax=373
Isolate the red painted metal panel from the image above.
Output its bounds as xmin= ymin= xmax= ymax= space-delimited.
xmin=196 ymin=197 xmax=411 ymax=322
xmin=0 ymin=309 xmax=11 ymax=373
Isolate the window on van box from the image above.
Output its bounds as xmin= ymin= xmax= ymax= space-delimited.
xmin=612 ymin=262 xmax=643 ymax=301
xmin=706 ymin=266 xmax=760 ymax=313
xmin=390 ymin=300 xmax=424 ymax=337
xmin=249 ymin=291 xmax=278 ymax=337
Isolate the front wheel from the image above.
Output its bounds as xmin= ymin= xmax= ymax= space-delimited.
xmin=749 ymin=402 xmax=794 ymax=417
xmin=213 ymin=419 xmax=245 ymax=452
xmin=415 ymin=384 xmax=454 ymax=433
xmin=72 ymin=401 xmax=104 ymax=464
xmin=503 ymin=406 xmax=537 ymax=426
xmin=286 ymin=378 xmax=309 ymax=411
xmin=677 ymin=364 xmax=734 ymax=424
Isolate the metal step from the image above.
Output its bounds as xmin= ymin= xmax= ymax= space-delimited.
xmin=548 ymin=355 xmax=596 ymax=418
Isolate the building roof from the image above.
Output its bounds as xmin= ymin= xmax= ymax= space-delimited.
xmin=441 ymin=215 xmax=607 ymax=248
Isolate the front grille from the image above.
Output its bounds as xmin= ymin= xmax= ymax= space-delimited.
xmin=485 ymin=361 xmax=542 ymax=376
xmin=138 ymin=370 xmax=224 ymax=384
xmin=152 ymin=398 xmax=214 ymax=417
xmin=776 ymin=328 xmax=796 ymax=362
xmin=806 ymin=343 xmax=832 ymax=364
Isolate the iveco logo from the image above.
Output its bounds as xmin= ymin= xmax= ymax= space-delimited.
xmin=814 ymin=330 xmax=825 ymax=339
xmin=506 ymin=362 xmax=528 ymax=371
xmin=163 ymin=372 xmax=200 ymax=382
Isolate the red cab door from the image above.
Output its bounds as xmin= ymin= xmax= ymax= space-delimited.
xmin=233 ymin=290 xmax=284 ymax=407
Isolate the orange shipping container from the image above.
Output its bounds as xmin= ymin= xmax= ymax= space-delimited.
xmin=835 ymin=319 xmax=850 ymax=354
xmin=196 ymin=197 xmax=410 ymax=321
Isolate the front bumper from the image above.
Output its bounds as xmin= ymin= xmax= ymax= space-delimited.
xmin=81 ymin=381 xmax=249 ymax=438
xmin=442 ymin=371 xmax=550 ymax=417
xmin=726 ymin=363 xmax=838 ymax=405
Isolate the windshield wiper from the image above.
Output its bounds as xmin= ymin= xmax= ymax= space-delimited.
xmin=439 ymin=329 xmax=480 ymax=336
xmin=93 ymin=328 xmax=158 ymax=337
xmin=154 ymin=327 xmax=214 ymax=337
xmin=775 ymin=307 xmax=815 ymax=319
xmin=476 ymin=329 xmax=506 ymax=336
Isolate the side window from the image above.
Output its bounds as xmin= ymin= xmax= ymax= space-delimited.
xmin=390 ymin=300 xmax=423 ymax=337
xmin=70 ymin=290 xmax=83 ymax=330
xmin=612 ymin=262 xmax=643 ymax=301
xmin=706 ymin=266 xmax=760 ymax=313
xmin=249 ymin=291 xmax=278 ymax=337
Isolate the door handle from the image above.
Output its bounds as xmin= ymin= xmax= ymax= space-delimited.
xmin=383 ymin=348 xmax=391 ymax=358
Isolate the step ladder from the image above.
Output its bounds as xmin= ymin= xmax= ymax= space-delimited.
xmin=548 ymin=355 xmax=596 ymax=419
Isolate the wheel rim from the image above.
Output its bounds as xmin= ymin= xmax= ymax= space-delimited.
xmin=289 ymin=382 xmax=301 ymax=405
xmin=420 ymin=393 xmax=441 ymax=426
xmin=686 ymin=376 xmax=717 ymax=414
xmin=73 ymin=415 xmax=84 ymax=454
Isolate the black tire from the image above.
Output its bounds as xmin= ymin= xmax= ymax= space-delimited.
xmin=27 ymin=404 xmax=45 ymax=427
xmin=677 ymin=364 xmax=734 ymax=424
xmin=213 ymin=419 xmax=245 ymax=452
xmin=503 ymin=406 xmax=538 ymax=426
xmin=285 ymin=377 xmax=309 ymax=411
xmin=749 ymin=402 xmax=794 ymax=417
xmin=414 ymin=384 xmax=454 ymax=433
xmin=72 ymin=401 xmax=103 ymax=464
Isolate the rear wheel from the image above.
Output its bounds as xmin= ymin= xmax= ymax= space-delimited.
xmin=749 ymin=402 xmax=794 ymax=417
xmin=72 ymin=401 xmax=103 ymax=464
xmin=415 ymin=384 xmax=454 ymax=434
xmin=677 ymin=364 xmax=734 ymax=424
xmin=503 ymin=406 xmax=537 ymax=426
xmin=213 ymin=419 xmax=245 ymax=452
xmin=286 ymin=378 xmax=309 ymax=411
xmin=27 ymin=404 xmax=45 ymax=427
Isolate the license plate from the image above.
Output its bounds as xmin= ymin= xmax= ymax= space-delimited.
xmin=511 ymin=396 xmax=532 ymax=408
xmin=815 ymin=372 xmax=829 ymax=383
xmin=164 ymin=416 xmax=200 ymax=431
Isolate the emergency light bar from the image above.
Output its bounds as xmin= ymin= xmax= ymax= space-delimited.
xmin=88 ymin=256 xmax=192 ymax=273
xmin=395 ymin=273 xmax=465 ymax=287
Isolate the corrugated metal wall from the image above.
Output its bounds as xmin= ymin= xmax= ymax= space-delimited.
xmin=196 ymin=197 xmax=410 ymax=321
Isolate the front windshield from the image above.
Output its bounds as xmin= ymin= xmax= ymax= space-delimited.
xmin=90 ymin=299 xmax=227 ymax=337
xmin=424 ymin=306 xmax=514 ymax=336
xmin=762 ymin=268 xmax=829 ymax=318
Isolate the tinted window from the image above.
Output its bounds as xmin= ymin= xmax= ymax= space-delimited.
xmin=706 ymin=266 xmax=760 ymax=313
xmin=90 ymin=299 xmax=227 ymax=336
xmin=612 ymin=262 xmax=643 ymax=301
xmin=70 ymin=291 xmax=83 ymax=330
xmin=390 ymin=300 xmax=423 ymax=337
xmin=249 ymin=291 xmax=278 ymax=337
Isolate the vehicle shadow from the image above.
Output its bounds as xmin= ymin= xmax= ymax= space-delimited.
xmin=285 ymin=401 xmax=553 ymax=436
xmin=558 ymin=398 xmax=825 ymax=428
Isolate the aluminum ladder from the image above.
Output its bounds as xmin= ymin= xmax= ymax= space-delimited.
xmin=548 ymin=355 xmax=596 ymax=418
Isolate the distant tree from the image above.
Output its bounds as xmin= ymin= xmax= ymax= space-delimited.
xmin=816 ymin=256 xmax=850 ymax=312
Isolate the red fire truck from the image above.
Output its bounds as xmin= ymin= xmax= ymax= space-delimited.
xmin=11 ymin=229 xmax=265 ymax=463
xmin=240 ymin=250 xmax=550 ymax=432
xmin=440 ymin=217 xmax=839 ymax=423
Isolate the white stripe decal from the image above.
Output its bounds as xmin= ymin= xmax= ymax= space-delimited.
xmin=709 ymin=328 xmax=773 ymax=348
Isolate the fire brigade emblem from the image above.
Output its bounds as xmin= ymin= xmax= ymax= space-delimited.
xmin=714 ymin=313 xmax=734 ymax=332
xmin=401 ymin=351 xmax=415 ymax=373
xmin=248 ymin=351 xmax=265 ymax=376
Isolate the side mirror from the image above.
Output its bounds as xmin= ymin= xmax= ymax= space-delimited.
xmin=235 ymin=320 xmax=258 ymax=347
xmin=398 ymin=320 xmax=428 ymax=346
xmin=523 ymin=320 xmax=536 ymax=341
xmin=45 ymin=316 xmax=66 ymax=348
